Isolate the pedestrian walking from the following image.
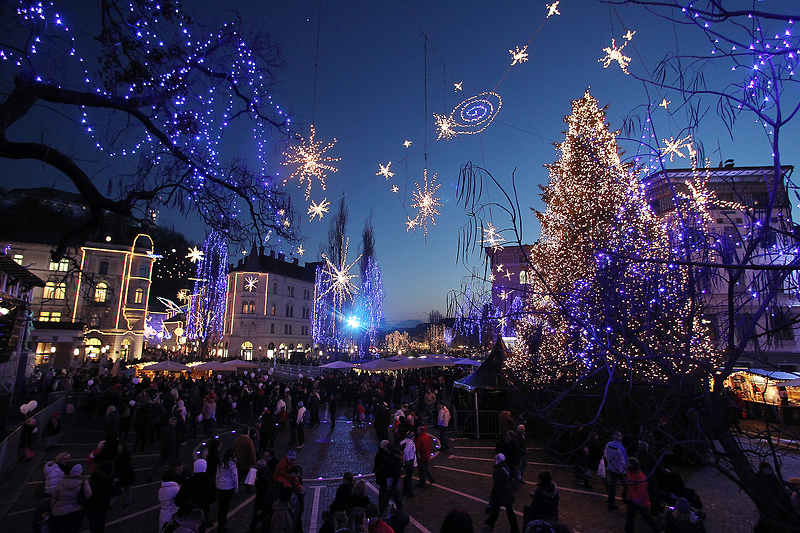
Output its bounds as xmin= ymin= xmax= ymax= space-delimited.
xmin=484 ymin=454 xmax=519 ymax=533
xmin=233 ymin=427 xmax=257 ymax=492
xmin=437 ymin=402 xmax=450 ymax=453
xmin=85 ymin=460 xmax=115 ymax=533
xmin=399 ymin=431 xmax=417 ymax=497
xmin=329 ymin=394 xmax=338 ymax=428
xmin=50 ymin=464 xmax=91 ymax=533
xmin=625 ymin=457 xmax=659 ymax=533
xmin=604 ymin=430 xmax=628 ymax=510
xmin=158 ymin=471 xmax=181 ymax=533
xmin=216 ymin=449 xmax=239 ymax=533
xmin=148 ymin=416 xmax=178 ymax=482
xmin=525 ymin=470 xmax=559 ymax=529
xmin=296 ymin=402 xmax=307 ymax=449
xmin=112 ymin=441 xmax=135 ymax=506
xmin=415 ymin=426 xmax=435 ymax=487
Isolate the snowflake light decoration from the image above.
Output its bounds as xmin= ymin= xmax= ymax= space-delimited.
xmin=296 ymin=245 xmax=305 ymax=256
xmin=403 ymin=140 xmax=412 ymax=148
xmin=405 ymin=216 xmax=419 ymax=231
xmin=177 ymin=289 xmax=191 ymax=302
xmin=434 ymin=113 xmax=458 ymax=140
xmin=599 ymin=38 xmax=633 ymax=74
xmin=661 ymin=135 xmax=693 ymax=162
xmin=480 ymin=222 xmax=506 ymax=251
xmin=510 ymin=45 xmax=529 ymax=66
xmin=282 ymin=126 xmax=341 ymax=200
xmin=319 ymin=238 xmax=361 ymax=306
xmin=624 ymin=29 xmax=636 ymax=41
xmin=454 ymin=82 xmax=463 ymax=92
xmin=376 ymin=162 xmax=395 ymax=179
xmin=407 ymin=169 xmax=442 ymax=236
xmin=659 ymin=98 xmax=671 ymax=110
xmin=245 ymin=276 xmax=258 ymax=292
xmin=391 ymin=184 xmax=399 ymax=194
xmin=546 ymin=1 xmax=560 ymax=18
xmin=308 ymin=198 xmax=331 ymax=221
xmin=186 ymin=246 xmax=204 ymax=263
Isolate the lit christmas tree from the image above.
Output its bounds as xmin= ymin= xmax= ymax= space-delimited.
xmin=510 ymin=90 xmax=718 ymax=384
xmin=186 ymin=230 xmax=229 ymax=354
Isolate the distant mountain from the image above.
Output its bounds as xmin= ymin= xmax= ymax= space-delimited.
xmin=389 ymin=320 xmax=425 ymax=329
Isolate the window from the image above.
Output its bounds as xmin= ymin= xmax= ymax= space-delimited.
xmin=12 ymin=254 xmax=23 ymax=265
xmin=284 ymin=324 xmax=293 ymax=335
xmin=302 ymin=307 xmax=309 ymax=319
xmin=774 ymin=310 xmax=795 ymax=341
xmin=98 ymin=261 xmax=109 ymax=275
xmin=138 ymin=264 xmax=148 ymax=277
xmin=94 ymin=282 xmax=109 ymax=302
xmin=49 ymin=259 xmax=69 ymax=271
xmin=270 ymin=323 xmax=275 ymax=334
xmin=285 ymin=305 xmax=293 ymax=317
xmin=271 ymin=303 xmax=276 ymax=316
xmin=39 ymin=311 xmax=62 ymax=322
xmin=44 ymin=282 xmax=66 ymax=300
xmin=242 ymin=301 xmax=249 ymax=314
xmin=273 ymin=282 xmax=278 ymax=295
xmin=134 ymin=288 xmax=144 ymax=304
xmin=241 ymin=300 xmax=256 ymax=314
xmin=301 ymin=325 xmax=309 ymax=336
xmin=241 ymin=341 xmax=254 ymax=360
xmin=303 ymin=289 xmax=310 ymax=300
xmin=287 ymin=286 xmax=294 ymax=297
xmin=519 ymin=271 xmax=529 ymax=285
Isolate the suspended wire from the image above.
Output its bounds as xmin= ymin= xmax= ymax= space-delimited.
xmin=311 ymin=0 xmax=323 ymax=125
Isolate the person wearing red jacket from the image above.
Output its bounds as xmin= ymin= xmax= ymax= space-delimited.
xmin=415 ymin=426 xmax=435 ymax=487
xmin=625 ymin=457 xmax=659 ymax=533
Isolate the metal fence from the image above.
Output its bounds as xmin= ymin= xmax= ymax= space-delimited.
xmin=455 ymin=409 xmax=501 ymax=439
xmin=268 ymin=362 xmax=323 ymax=379
xmin=0 ymin=394 xmax=67 ymax=477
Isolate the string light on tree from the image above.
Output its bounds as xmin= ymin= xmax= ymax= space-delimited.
xmin=308 ymin=198 xmax=331 ymax=221
xmin=376 ymin=162 xmax=395 ymax=179
xmin=546 ymin=1 xmax=561 ymax=18
xmin=282 ymin=125 xmax=341 ymax=200
xmin=407 ymin=169 xmax=442 ymax=236
xmin=186 ymin=246 xmax=205 ymax=263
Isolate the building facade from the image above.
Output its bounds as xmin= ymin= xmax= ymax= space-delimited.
xmin=222 ymin=249 xmax=320 ymax=361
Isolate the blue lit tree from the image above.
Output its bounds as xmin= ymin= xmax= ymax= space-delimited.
xmin=0 ymin=0 xmax=299 ymax=258
xmin=186 ymin=230 xmax=228 ymax=355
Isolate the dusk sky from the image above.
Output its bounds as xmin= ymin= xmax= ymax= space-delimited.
xmin=5 ymin=1 xmax=798 ymax=324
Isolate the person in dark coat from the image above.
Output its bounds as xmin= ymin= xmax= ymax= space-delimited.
xmin=495 ymin=430 xmax=522 ymax=491
xmin=377 ymin=444 xmax=404 ymax=514
xmin=484 ymin=454 xmax=519 ymax=533
xmin=635 ymin=440 xmax=663 ymax=517
xmin=527 ymin=470 xmax=559 ymax=525
xmin=148 ymin=417 xmax=178 ymax=482
xmin=85 ymin=460 xmax=115 ymax=533
xmin=113 ymin=441 xmax=135 ymax=506
xmin=175 ymin=459 xmax=217 ymax=525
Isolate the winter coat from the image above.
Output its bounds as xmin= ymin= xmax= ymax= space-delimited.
xmin=216 ymin=461 xmax=239 ymax=491
xmin=416 ymin=429 xmax=433 ymax=464
xmin=44 ymin=461 xmax=66 ymax=495
xmin=296 ymin=406 xmax=306 ymax=425
xmin=489 ymin=462 xmax=515 ymax=507
xmin=160 ymin=423 xmax=177 ymax=457
xmin=604 ymin=439 xmax=628 ymax=475
xmin=114 ymin=449 xmax=136 ymax=486
xmin=233 ymin=435 xmax=257 ymax=471
xmin=51 ymin=475 xmax=92 ymax=516
xmin=158 ymin=481 xmax=181 ymax=531
xmin=626 ymin=470 xmax=650 ymax=508
xmin=84 ymin=461 xmax=115 ymax=511
xmin=270 ymin=498 xmax=294 ymax=533
xmin=175 ymin=472 xmax=217 ymax=516
xmin=399 ymin=437 xmax=417 ymax=466
xmin=529 ymin=482 xmax=559 ymax=522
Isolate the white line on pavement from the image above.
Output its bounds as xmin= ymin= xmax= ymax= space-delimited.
xmin=430 ymin=483 xmax=523 ymax=517
xmin=447 ymin=455 xmax=493 ymax=461
xmin=365 ymin=481 xmax=431 ymax=533
xmin=434 ymin=464 xmax=604 ymax=498
xmin=309 ymin=485 xmax=322 ymax=533
xmin=79 ymin=503 xmax=161 ymax=532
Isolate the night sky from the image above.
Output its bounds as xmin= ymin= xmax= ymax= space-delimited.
xmin=4 ymin=0 xmax=798 ymax=324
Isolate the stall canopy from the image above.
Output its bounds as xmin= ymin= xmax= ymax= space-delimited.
xmin=193 ymin=361 xmax=233 ymax=372
xmin=358 ymin=358 xmax=404 ymax=372
xmin=224 ymin=359 xmax=259 ymax=368
xmin=320 ymin=361 xmax=355 ymax=369
xmin=453 ymin=357 xmax=482 ymax=367
xmin=455 ymin=337 xmax=516 ymax=391
xmin=143 ymin=361 xmax=190 ymax=372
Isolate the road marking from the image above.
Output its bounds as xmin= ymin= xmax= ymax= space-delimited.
xmin=430 ymin=483 xmax=523 ymax=517
xmin=6 ymin=507 xmax=34 ymax=517
xmin=79 ymin=503 xmax=161 ymax=532
xmin=447 ymin=455 xmax=493 ymax=461
xmin=309 ymin=485 xmax=322 ymax=533
xmin=365 ymin=481 xmax=431 ymax=533
xmin=434 ymin=464 xmax=603 ymax=498
xmin=434 ymin=465 xmax=491 ymax=478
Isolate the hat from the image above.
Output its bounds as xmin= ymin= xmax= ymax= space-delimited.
xmin=612 ymin=431 xmax=622 ymax=439
xmin=287 ymin=450 xmax=297 ymax=460
xmin=70 ymin=464 xmax=83 ymax=476
xmin=298 ymin=401 xmax=303 ymax=407
xmin=193 ymin=459 xmax=207 ymax=473
xmin=789 ymin=477 xmax=800 ymax=485
xmin=107 ymin=405 xmax=116 ymax=413
xmin=366 ymin=503 xmax=381 ymax=518
xmin=380 ymin=440 xmax=390 ymax=449
xmin=495 ymin=453 xmax=505 ymax=464
xmin=675 ymin=497 xmax=691 ymax=514
xmin=55 ymin=452 xmax=70 ymax=463
xmin=525 ymin=520 xmax=555 ymax=533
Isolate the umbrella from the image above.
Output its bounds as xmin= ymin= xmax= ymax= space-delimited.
xmin=358 ymin=358 xmax=403 ymax=372
xmin=144 ymin=360 xmax=191 ymax=372
xmin=193 ymin=361 xmax=233 ymax=372
xmin=320 ymin=361 xmax=355 ymax=369
xmin=224 ymin=359 xmax=259 ymax=368
xmin=780 ymin=377 xmax=800 ymax=387
xmin=453 ymin=357 xmax=481 ymax=367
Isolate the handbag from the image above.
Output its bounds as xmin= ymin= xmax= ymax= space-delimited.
xmin=77 ymin=480 xmax=88 ymax=505
xmin=197 ymin=414 xmax=203 ymax=422
xmin=245 ymin=467 xmax=258 ymax=486
xmin=597 ymin=460 xmax=605 ymax=478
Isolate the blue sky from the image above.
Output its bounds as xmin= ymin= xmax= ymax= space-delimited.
xmin=5 ymin=1 xmax=798 ymax=324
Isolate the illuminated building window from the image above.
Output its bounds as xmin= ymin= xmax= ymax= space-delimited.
xmin=49 ymin=259 xmax=70 ymax=271
xmin=241 ymin=341 xmax=253 ymax=360
xmin=44 ymin=282 xmax=66 ymax=300
xmin=85 ymin=338 xmax=102 ymax=357
xmin=242 ymin=300 xmax=249 ymax=314
xmin=271 ymin=303 xmax=276 ymax=316
xmin=94 ymin=282 xmax=109 ymax=303
xmin=12 ymin=254 xmax=23 ymax=265
xmin=121 ymin=339 xmax=131 ymax=359
xmin=134 ymin=288 xmax=144 ymax=304
xmin=98 ymin=261 xmax=109 ymax=275
xmin=39 ymin=311 xmax=61 ymax=322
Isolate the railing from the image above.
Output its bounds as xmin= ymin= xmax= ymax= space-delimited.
xmin=267 ymin=362 xmax=323 ymax=379
xmin=455 ymin=409 xmax=501 ymax=439
xmin=0 ymin=395 xmax=67 ymax=477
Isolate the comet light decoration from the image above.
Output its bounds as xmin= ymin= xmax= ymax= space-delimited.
xmin=307 ymin=198 xmax=331 ymax=221
xmin=186 ymin=230 xmax=228 ymax=343
xmin=376 ymin=162 xmax=395 ymax=179
xmin=407 ymin=169 xmax=442 ymax=236
xmin=510 ymin=45 xmax=529 ymax=66
xmin=282 ymin=126 xmax=341 ymax=200
xmin=599 ymin=35 xmax=634 ymax=74
xmin=660 ymin=135 xmax=693 ymax=162
xmin=244 ymin=276 xmax=258 ymax=292
xmin=435 ymin=92 xmax=503 ymax=140
xmin=546 ymin=1 xmax=560 ymax=18
xmin=186 ymin=247 xmax=205 ymax=264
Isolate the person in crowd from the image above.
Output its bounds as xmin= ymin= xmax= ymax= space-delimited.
xmin=330 ymin=472 xmax=355 ymax=513
xmin=158 ymin=470 xmax=182 ymax=533
xmin=415 ymin=426 xmax=435 ymax=487
xmin=43 ymin=452 xmax=71 ymax=497
xmin=527 ymin=470 xmax=559 ymax=525
xmin=624 ymin=457 xmax=659 ymax=533
xmin=149 ymin=416 xmax=178 ymax=482
xmin=437 ymin=402 xmax=451 ymax=453
xmin=296 ymin=401 xmax=307 ymax=448
xmin=104 ymin=405 xmax=120 ymax=441
xmin=635 ymin=440 xmax=663 ymax=517
xmin=42 ymin=412 xmax=61 ymax=451
xmin=439 ymin=508 xmax=474 ymax=533
xmin=378 ymin=443 xmax=404 ymax=514
xmin=347 ymin=506 xmax=369 ymax=533
xmin=202 ymin=440 xmax=221 ymax=475
xmin=366 ymin=503 xmax=394 ymax=533
xmin=604 ymin=431 xmax=628 ymax=510
xmin=329 ymin=394 xmax=339 ymax=428
xmin=174 ymin=459 xmax=217 ymax=527
xmin=161 ymin=503 xmax=195 ymax=533
xmin=399 ymin=431 xmax=417 ymax=497
xmin=496 ymin=430 xmax=523 ymax=492
xmin=348 ymin=480 xmax=372 ymax=512
xmin=234 ymin=427 xmax=257 ymax=492
xmin=660 ymin=497 xmax=707 ymax=533
xmin=215 ymin=448 xmax=238 ymax=533
xmin=174 ymin=509 xmax=205 ymax=533
xmin=484 ymin=454 xmax=519 ymax=533
xmin=270 ymin=485 xmax=296 ymax=533
xmin=50 ymin=464 xmax=92 ymax=533
xmin=113 ymin=441 xmax=135 ymax=506
xmin=84 ymin=460 xmax=115 ymax=533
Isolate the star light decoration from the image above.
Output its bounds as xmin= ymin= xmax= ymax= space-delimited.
xmin=480 ymin=222 xmax=506 ymax=251
xmin=546 ymin=1 xmax=560 ymax=18
xmin=661 ymin=135 xmax=693 ymax=162
xmin=186 ymin=246 xmax=204 ymax=263
xmin=282 ymin=126 xmax=340 ymax=200
xmin=308 ymin=198 xmax=331 ymax=221
xmin=599 ymin=31 xmax=635 ymax=74
xmin=454 ymin=82 xmax=463 ymax=92
xmin=659 ymin=98 xmax=671 ymax=110
xmin=177 ymin=289 xmax=191 ymax=302
xmin=403 ymin=140 xmax=412 ymax=148
xmin=510 ymin=45 xmax=529 ymax=66
xmin=407 ymin=169 xmax=442 ymax=236
xmin=391 ymin=185 xmax=399 ymax=194
xmin=319 ymin=238 xmax=361 ymax=306
xmin=245 ymin=276 xmax=259 ymax=292
xmin=376 ymin=162 xmax=395 ymax=179
xmin=434 ymin=113 xmax=458 ymax=140
xmin=296 ymin=245 xmax=305 ymax=257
